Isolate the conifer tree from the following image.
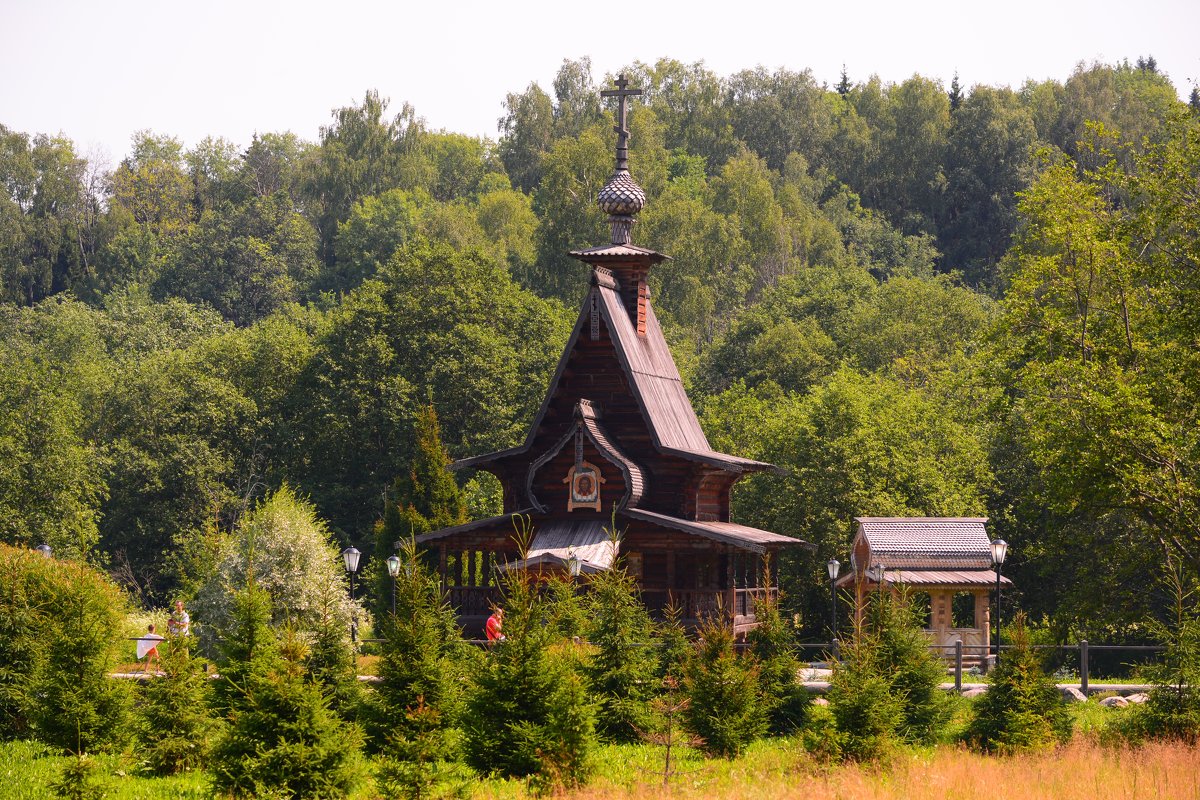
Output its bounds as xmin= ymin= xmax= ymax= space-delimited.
xmin=965 ymin=612 xmax=1070 ymax=753
xmin=374 ymin=404 xmax=467 ymax=623
xmin=682 ymin=617 xmax=766 ymax=757
xmin=1122 ymin=564 xmax=1200 ymax=743
xmin=369 ymin=538 xmax=465 ymax=751
xmin=305 ymin=576 xmax=363 ymax=721
xmin=826 ymin=589 xmax=946 ymax=760
xmin=461 ymin=538 xmax=595 ymax=786
xmin=869 ymin=589 xmax=949 ymax=744
xmin=949 ymin=72 xmax=964 ymax=111
xmin=138 ymin=635 xmax=220 ymax=775
xmin=210 ymin=621 xmax=363 ymax=798
xmin=747 ymin=580 xmax=809 ymax=734
xmin=211 ymin=580 xmax=277 ymax=715
xmin=826 ymin=613 xmax=902 ymax=761
xmin=377 ymin=697 xmax=472 ymax=800
xmin=836 ymin=65 xmax=851 ymax=97
xmin=655 ymin=601 xmax=691 ymax=681
xmin=583 ymin=549 xmax=658 ymax=743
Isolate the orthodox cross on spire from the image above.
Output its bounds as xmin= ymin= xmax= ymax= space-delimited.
xmin=595 ymin=75 xmax=648 ymax=246
xmin=601 ymin=74 xmax=643 ymax=172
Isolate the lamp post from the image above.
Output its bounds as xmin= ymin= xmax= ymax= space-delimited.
xmin=826 ymin=558 xmax=840 ymax=642
xmin=386 ymin=554 xmax=402 ymax=616
xmin=868 ymin=563 xmax=886 ymax=596
xmin=566 ymin=549 xmax=582 ymax=580
xmin=990 ymin=538 xmax=1008 ymax=662
xmin=34 ymin=544 xmax=52 ymax=558
xmin=341 ymin=546 xmax=361 ymax=643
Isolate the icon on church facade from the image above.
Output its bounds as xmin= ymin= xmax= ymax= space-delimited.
xmin=564 ymin=462 xmax=604 ymax=511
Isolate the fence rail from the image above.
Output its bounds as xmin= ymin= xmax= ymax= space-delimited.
xmin=793 ymin=639 xmax=1166 ymax=695
xmin=132 ymin=635 xmax=1167 ymax=696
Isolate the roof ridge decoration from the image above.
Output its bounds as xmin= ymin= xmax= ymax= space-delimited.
xmin=524 ymin=398 xmax=646 ymax=513
xmin=598 ymin=74 xmax=646 ymax=246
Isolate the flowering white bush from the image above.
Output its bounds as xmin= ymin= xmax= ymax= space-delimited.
xmin=193 ymin=486 xmax=366 ymax=653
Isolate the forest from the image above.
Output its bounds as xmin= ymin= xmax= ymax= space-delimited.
xmin=2 ymin=55 xmax=1198 ymax=643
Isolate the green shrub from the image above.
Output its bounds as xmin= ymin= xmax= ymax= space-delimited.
xmin=747 ymin=588 xmax=809 ymax=734
xmin=965 ymin=612 xmax=1070 ymax=753
xmin=138 ymin=635 xmax=219 ymax=775
xmin=4 ymin=548 xmax=134 ymax=755
xmin=0 ymin=545 xmax=53 ymax=740
xmin=1119 ymin=567 xmax=1200 ymax=743
xmin=209 ymin=625 xmax=363 ymax=798
xmin=583 ymin=560 xmax=658 ymax=743
xmin=50 ymin=753 xmax=108 ymax=800
xmin=800 ymin=701 xmax=843 ymax=763
xmin=826 ymin=624 xmax=903 ymax=761
xmin=682 ymin=617 xmax=766 ymax=757
xmin=461 ymin=568 xmax=595 ymax=787
xmin=192 ymin=487 xmax=364 ymax=658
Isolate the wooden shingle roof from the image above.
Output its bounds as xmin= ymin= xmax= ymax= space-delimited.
xmin=856 ymin=517 xmax=994 ymax=570
xmin=498 ymin=519 xmax=617 ymax=574
xmin=623 ymin=508 xmax=810 ymax=554
xmin=454 ymin=272 xmax=776 ymax=477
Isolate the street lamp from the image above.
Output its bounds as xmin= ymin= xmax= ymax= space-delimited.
xmin=342 ymin=546 xmax=361 ymax=642
xmin=386 ymin=554 xmax=402 ymax=616
xmin=990 ymin=538 xmax=1008 ymax=661
xmin=868 ymin=563 xmax=886 ymax=593
xmin=826 ymin=558 xmax=840 ymax=642
xmin=34 ymin=544 xmax=52 ymax=558
xmin=566 ymin=549 xmax=582 ymax=579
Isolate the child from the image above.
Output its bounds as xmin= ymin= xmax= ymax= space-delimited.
xmin=137 ymin=623 xmax=165 ymax=674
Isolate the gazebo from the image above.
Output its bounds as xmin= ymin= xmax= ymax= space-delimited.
xmin=836 ymin=517 xmax=1011 ymax=665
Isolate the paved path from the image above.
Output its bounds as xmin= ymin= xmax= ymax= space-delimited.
xmin=112 ymin=669 xmax=1154 ymax=697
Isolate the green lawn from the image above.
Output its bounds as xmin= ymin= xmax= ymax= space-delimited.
xmin=0 ymin=699 xmax=1138 ymax=799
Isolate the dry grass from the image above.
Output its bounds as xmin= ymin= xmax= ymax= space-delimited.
xmin=563 ymin=739 xmax=1200 ymax=800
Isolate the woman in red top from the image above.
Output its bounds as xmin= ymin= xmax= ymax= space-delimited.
xmin=485 ymin=608 xmax=504 ymax=642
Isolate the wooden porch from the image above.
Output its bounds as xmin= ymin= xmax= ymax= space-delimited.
xmin=445 ymin=583 xmax=777 ymax=639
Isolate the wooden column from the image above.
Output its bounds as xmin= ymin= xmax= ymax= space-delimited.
xmin=725 ymin=549 xmax=736 ymax=621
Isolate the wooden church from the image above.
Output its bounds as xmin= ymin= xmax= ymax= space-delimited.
xmin=416 ymin=77 xmax=810 ymax=636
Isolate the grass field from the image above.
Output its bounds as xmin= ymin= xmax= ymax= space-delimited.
xmin=4 ymin=702 xmax=1197 ymax=799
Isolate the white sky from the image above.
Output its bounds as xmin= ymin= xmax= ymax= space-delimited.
xmin=2 ymin=0 xmax=1197 ymax=166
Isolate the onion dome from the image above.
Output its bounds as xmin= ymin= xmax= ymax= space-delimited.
xmin=597 ymin=171 xmax=646 ymax=217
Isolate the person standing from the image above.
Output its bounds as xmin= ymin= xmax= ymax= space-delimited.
xmin=485 ymin=607 xmax=504 ymax=643
xmin=168 ymin=600 xmax=190 ymax=636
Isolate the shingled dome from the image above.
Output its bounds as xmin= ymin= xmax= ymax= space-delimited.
xmin=597 ymin=171 xmax=646 ymax=217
